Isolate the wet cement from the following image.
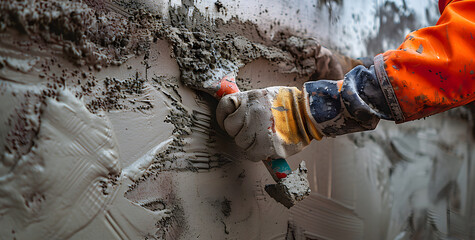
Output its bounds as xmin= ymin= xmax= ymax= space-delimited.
xmin=0 ymin=0 xmax=345 ymax=94
xmin=0 ymin=0 xmax=151 ymax=67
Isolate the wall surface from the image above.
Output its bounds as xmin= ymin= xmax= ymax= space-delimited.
xmin=1 ymin=0 xmax=474 ymax=239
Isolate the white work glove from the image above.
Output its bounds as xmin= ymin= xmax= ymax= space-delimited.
xmin=216 ymin=87 xmax=322 ymax=161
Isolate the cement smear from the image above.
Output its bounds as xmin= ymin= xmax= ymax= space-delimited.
xmin=163 ymin=0 xmax=349 ymax=94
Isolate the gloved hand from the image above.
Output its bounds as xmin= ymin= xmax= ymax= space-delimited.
xmin=216 ymin=87 xmax=322 ymax=161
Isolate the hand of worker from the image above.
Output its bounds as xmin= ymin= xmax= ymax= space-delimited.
xmin=216 ymin=87 xmax=322 ymax=161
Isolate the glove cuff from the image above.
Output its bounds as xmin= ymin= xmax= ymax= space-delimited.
xmin=301 ymin=88 xmax=324 ymax=140
xmin=271 ymin=87 xmax=323 ymax=146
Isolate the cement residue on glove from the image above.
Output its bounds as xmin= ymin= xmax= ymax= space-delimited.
xmin=216 ymin=87 xmax=322 ymax=161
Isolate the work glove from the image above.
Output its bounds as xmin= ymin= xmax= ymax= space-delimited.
xmin=216 ymin=66 xmax=396 ymax=161
xmin=216 ymin=87 xmax=323 ymax=161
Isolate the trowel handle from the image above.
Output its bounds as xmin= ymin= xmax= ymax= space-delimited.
xmin=215 ymin=73 xmax=240 ymax=99
xmin=216 ymin=73 xmax=292 ymax=183
xmin=263 ymin=158 xmax=292 ymax=182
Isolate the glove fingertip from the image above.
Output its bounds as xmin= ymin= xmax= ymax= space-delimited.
xmin=216 ymin=94 xmax=241 ymax=130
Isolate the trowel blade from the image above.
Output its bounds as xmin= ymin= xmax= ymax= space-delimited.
xmin=265 ymin=183 xmax=296 ymax=208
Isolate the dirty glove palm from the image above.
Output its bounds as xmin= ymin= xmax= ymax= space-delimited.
xmin=216 ymin=87 xmax=321 ymax=161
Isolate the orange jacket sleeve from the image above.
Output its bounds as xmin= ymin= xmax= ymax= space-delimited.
xmin=374 ymin=0 xmax=475 ymax=122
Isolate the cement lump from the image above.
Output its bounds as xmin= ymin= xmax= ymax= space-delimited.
xmin=167 ymin=27 xmax=342 ymax=94
xmin=165 ymin=25 xmax=289 ymax=94
xmin=265 ymin=161 xmax=311 ymax=208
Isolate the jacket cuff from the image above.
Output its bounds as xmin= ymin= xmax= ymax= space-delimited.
xmin=374 ymin=54 xmax=405 ymax=123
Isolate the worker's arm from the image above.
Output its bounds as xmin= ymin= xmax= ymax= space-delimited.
xmin=216 ymin=0 xmax=475 ymax=159
xmin=216 ymin=66 xmax=390 ymax=160
xmin=308 ymin=0 xmax=475 ymax=131
xmin=375 ymin=0 xmax=475 ymax=122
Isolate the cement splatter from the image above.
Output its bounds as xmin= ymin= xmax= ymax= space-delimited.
xmin=0 ymin=0 xmax=349 ymax=97
xmin=77 ymin=73 xmax=153 ymax=113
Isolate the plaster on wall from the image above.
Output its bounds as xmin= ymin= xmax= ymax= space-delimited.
xmin=1 ymin=0 xmax=474 ymax=239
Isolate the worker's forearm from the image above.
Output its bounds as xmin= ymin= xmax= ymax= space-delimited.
xmin=303 ymin=65 xmax=393 ymax=137
xmin=376 ymin=0 xmax=475 ymax=122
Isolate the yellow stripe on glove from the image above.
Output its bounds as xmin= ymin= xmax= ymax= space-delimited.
xmin=216 ymin=86 xmax=322 ymax=161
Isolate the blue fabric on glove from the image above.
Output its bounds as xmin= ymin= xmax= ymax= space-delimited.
xmin=304 ymin=65 xmax=393 ymax=137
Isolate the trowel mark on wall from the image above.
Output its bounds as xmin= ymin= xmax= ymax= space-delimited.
xmin=126 ymin=75 xmax=234 ymax=179
xmin=0 ymin=87 xmax=121 ymax=239
xmin=125 ymin=172 xmax=184 ymax=239
xmin=1 ymin=79 xmax=176 ymax=239
xmin=289 ymin=193 xmax=364 ymax=239
xmin=124 ymin=76 xmax=193 ymax=196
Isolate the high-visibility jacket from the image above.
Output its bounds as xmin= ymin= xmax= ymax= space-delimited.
xmin=303 ymin=0 xmax=475 ymax=137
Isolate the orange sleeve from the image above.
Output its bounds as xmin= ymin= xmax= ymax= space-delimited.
xmin=374 ymin=0 xmax=475 ymax=123
xmin=439 ymin=0 xmax=454 ymax=13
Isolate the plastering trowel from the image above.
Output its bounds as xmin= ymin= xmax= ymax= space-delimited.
xmin=209 ymin=73 xmax=311 ymax=208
